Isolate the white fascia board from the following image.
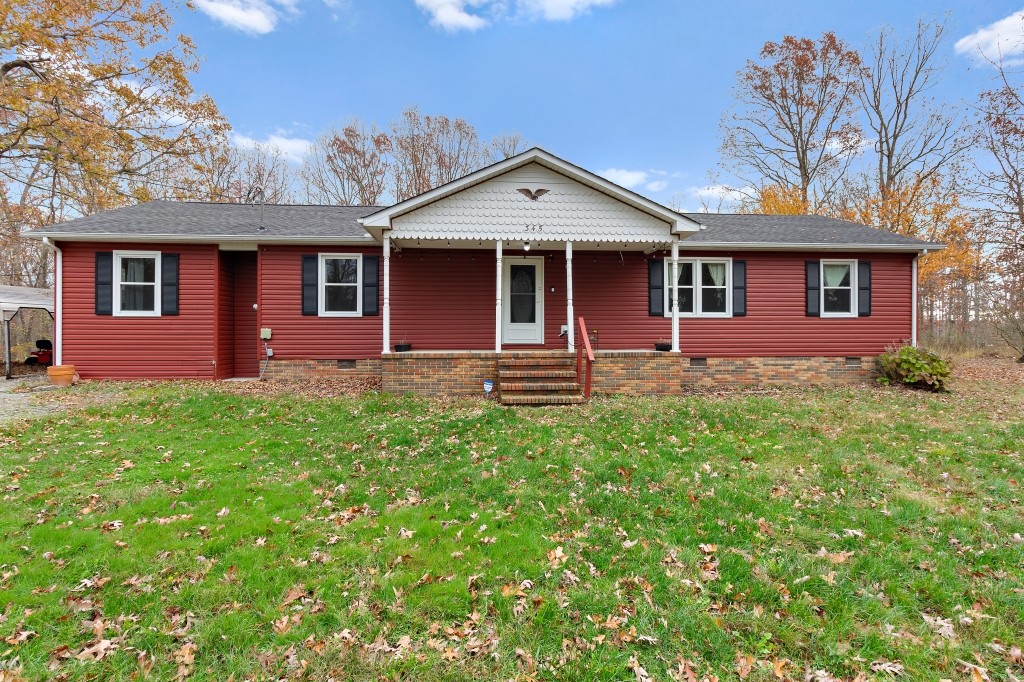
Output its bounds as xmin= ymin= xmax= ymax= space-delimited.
xmin=23 ymin=233 xmax=380 ymax=246
xmin=677 ymin=242 xmax=946 ymax=252
xmin=359 ymin=147 xmax=700 ymax=234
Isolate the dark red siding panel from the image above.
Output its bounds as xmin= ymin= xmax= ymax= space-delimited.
xmin=570 ymin=250 xmax=912 ymax=356
xmin=59 ymin=241 xmax=218 ymax=379
xmin=216 ymin=253 xmax=235 ymax=379
xmin=383 ymin=249 xmax=913 ymax=357
xmin=233 ymin=253 xmax=259 ymax=377
xmin=258 ymin=245 xmax=383 ymax=359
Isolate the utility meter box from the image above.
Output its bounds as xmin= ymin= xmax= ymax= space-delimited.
xmin=259 ymin=328 xmax=272 ymax=340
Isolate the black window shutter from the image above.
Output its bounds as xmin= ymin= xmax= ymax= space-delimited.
xmin=161 ymin=253 xmax=179 ymax=316
xmin=858 ymin=261 xmax=872 ymax=317
xmin=806 ymin=260 xmax=820 ymax=317
xmin=95 ymin=252 xmax=113 ymax=315
xmin=733 ymin=260 xmax=747 ymax=317
xmin=362 ymin=256 xmax=379 ymax=316
xmin=301 ymin=255 xmax=318 ymax=316
xmin=648 ymin=259 xmax=664 ymax=316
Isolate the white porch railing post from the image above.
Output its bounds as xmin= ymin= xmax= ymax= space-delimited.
xmin=671 ymin=241 xmax=680 ymax=353
xmin=565 ymin=241 xmax=575 ymax=352
xmin=495 ymin=240 xmax=503 ymax=353
xmin=382 ymin=234 xmax=391 ymax=354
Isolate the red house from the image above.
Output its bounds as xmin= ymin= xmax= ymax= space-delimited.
xmin=28 ymin=149 xmax=942 ymax=403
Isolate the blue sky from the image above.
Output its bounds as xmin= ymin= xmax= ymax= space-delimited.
xmin=174 ymin=0 xmax=1024 ymax=209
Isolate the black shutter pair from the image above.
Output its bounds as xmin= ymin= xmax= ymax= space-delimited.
xmin=95 ymin=252 xmax=178 ymax=315
xmin=301 ymin=255 xmax=379 ymax=316
xmin=648 ymin=259 xmax=747 ymax=316
xmin=806 ymin=260 xmax=871 ymax=317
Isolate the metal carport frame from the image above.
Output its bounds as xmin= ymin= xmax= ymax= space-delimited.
xmin=0 ymin=286 xmax=55 ymax=380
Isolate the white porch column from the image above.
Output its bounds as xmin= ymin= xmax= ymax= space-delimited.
xmin=495 ymin=240 xmax=503 ymax=353
xmin=382 ymin=234 xmax=391 ymax=354
xmin=671 ymin=241 xmax=680 ymax=353
xmin=565 ymin=241 xmax=575 ymax=352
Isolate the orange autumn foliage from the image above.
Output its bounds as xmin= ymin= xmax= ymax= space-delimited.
xmin=840 ymin=175 xmax=986 ymax=299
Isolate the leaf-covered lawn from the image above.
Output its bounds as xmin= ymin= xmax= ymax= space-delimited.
xmin=0 ymin=373 xmax=1022 ymax=681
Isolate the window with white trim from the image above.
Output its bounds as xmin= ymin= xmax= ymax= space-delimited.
xmin=821 ymin=260 xmax=857 ymax=317
xmin=113 ymin=251 xmax=160 ymax=316
xmin=319 ymin=254 xmax=362 ymax=316
xmin=664 ymin=258 xmax=732 ymax=317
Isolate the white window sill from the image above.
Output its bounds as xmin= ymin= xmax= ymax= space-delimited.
xmin=318 ymin=311 xmax=361 ymax=318
xmin=113 ymin=310 xmax=161 ymax=317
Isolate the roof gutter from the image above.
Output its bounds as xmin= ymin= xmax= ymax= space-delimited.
xmin=24 ymin=232 xmax=379 ymax=246
xmin=677 ymin=242 xmax=946 ymax=253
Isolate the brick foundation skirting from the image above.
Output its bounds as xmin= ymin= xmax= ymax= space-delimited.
xmin=261 ymin=358 xmax=382 ymax=381
xmin=263 ymin=352 xmax=877 ymax=396
xmin=381 ymin=352 xmax=500 ymax=397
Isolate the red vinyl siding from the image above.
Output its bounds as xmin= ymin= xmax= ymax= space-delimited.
xmin=381 ymin=249 xmax=912 ymax=357
xmin=257 ymin=245 xmax=383 ymax=359
xmin=233 ymin=253 xmax=259 ymax=377
xmin=572 ymin=251 xmax=913 ymax=356
xmin=216 ymin=252 xmax=235 ymax=379
xmin=59 ymin=242 xmax=914 ymax=378
xmin=59 ymin=241 xmax=218 ymax=379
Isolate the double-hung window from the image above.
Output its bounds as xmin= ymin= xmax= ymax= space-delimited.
xmin=318 ymin=254 xmax=362 ymax=316
xmin=821 ymin=260 xmax=857 ymax=317
xmin=665 ymin=258 xmax=732 ymax=317
xmin=113 ymin=251 xmax=161 ymax=316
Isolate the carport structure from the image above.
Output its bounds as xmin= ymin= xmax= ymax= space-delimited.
xmin=1 ymin=286 xmax=54 ymax=380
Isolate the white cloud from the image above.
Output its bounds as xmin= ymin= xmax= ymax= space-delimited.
xmin=645 ymin=180 xmax=668 ymax=192
xmin=671 ymin=184 xmax=750 ymax=212
xmin=518 ymin=0 xmax=617 ymax=20
xmin=413 ymin=0 xmax=616 ymax=31
xmin=954 ymin=10 xmax=1024 ymax=65
xmin=232 ymin=131 xmax=313 ymax=163
xmin=414 ymin=0 xmax=490 ymax=31
xmin=600 ymin=168 xmax=648 ymax=189
xmin=193 ymin=0 xmax=299 ymax=34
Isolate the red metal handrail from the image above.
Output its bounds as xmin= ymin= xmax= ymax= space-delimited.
xmin=576 ymin=316 xmax=595 ymax=400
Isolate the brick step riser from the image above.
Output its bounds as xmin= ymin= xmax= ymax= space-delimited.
xmin=499 ymin=371 xmax=578 ymax=380
xmin=501 ymin=395 xmax=586 ymax=405
xmin=500 ymin=383 xmax=581 ymax=392
xmin=498 ymin=359 xmax=575 ymax=367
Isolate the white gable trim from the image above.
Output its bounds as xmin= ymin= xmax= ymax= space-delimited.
xmin=358 ymin=148 xmax=702 ymax=239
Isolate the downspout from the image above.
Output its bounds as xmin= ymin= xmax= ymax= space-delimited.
xmin=41 ymin=238 xmax=63 ymax=366
xmin=911 ymin=248 xmax=927 ymax=348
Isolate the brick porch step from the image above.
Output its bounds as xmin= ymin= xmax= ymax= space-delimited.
xmin=498 ymin=353 xmax=584 ymax=405
xmin=500 ymin=382 xmax=580 ymax=392
xmin=500 ymin=393 xmax=585 ymax=405
xmin=499 ymin=369 xmax=578 ymax=379
xmin=498 ymin=357 xmax=575 ymax=368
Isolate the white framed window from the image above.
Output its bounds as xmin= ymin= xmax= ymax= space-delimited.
xmin=664 ymin=258 xmax=732 ymax=318
xmin=821 ymin=260 xmax=857 ymax=317
xmin=319 ymin=253 xmax=362 ymax=317
xmin=113 ymin=251 xmax=160 ymax=317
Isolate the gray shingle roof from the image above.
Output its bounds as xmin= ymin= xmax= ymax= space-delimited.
xmin=681 ymin=213 xmax=940 ymax=249
xmin=26 ymin=200 xmax=940 ymax=250
xmin=27 ymin=200 xmax=382 ymax=240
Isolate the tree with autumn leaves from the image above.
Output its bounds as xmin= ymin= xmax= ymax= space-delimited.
xmin=0 ymin=0 xmax=227 ymax=286
xmin=720 ymin=22 xmax=1014 ymax=347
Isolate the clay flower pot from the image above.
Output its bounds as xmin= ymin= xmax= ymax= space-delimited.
xmin=47 ymin=365 xmax=77 ymax=387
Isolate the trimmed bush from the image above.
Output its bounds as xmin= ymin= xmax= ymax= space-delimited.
xmin=877 ymin=344 xmax=952 ymax=392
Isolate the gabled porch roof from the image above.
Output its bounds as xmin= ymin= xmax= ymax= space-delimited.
xmin=359 ymin=148 xmax=702 ymax=245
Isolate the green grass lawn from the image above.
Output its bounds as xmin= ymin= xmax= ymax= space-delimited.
xmin=0 ymin=373 xmax=1022 ymax=681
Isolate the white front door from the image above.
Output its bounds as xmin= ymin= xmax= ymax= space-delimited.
xmin=502 ymin=256 xmax=544 ymax=344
